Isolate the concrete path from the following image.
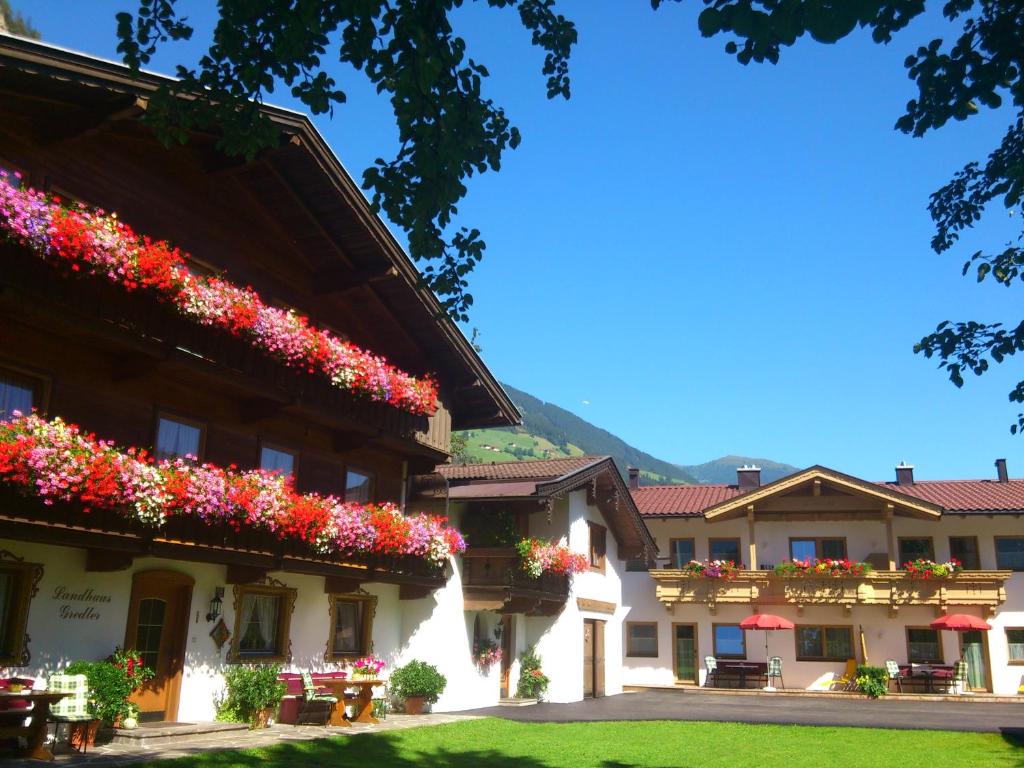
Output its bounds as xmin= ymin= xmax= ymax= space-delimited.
xmin=464 ymin=690 xmax=1024 ymax=734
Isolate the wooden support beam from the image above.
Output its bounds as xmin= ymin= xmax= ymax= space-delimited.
xmin=84 ymin=548 xmax=134 ymax=572
xmin=226 ymin=564 xmax=269 ymax=584
xmin=324 ymin=576 xmax=364 ymax=594
xmin=813 ymin=479 xmax=822 ymax=497
xmin=35 ymin=96 xmax=147 ymax=145
xmin=884 ymin=504 xmax=897 ymax=570
xmin=756 ymin=496 xmax=895 ymax=514
xmin=399 ymin=584 xmax=432 ymax=601
xmin=746 ymin=506 xmax=757 ymax=571
xmin=312 ymin=265 xmax=399 ymax=295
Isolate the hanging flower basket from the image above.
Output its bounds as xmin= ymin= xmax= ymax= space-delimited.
xmin=515 ymin=538 xmax=589 ymax=578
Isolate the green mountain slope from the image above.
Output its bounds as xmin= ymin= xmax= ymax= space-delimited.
xmin=679 ymin=455 xmax=799 ymax=485
xmin=453 ymin=383 xmax=798 ymax=487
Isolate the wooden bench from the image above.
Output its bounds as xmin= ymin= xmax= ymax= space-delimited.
xmin=712 ymin=660 xmax=767 ymax=688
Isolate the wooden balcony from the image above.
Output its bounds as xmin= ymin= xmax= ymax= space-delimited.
xmin=0 ymin=246 xmax=450 ymax=458
xmin=0 ymin=487 xmax=446 ymax=590
xmin=650 ymin=569 xmax=1012 ymax=616
xmin=461 ymin=547 xmax=569 ymax=616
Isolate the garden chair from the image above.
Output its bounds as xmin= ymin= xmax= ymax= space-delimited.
xmin=951 ymin=660 xmax=969 ymax=695
xmin=47 ymin=674 xmax=93 ymax=754
xmin=703 ymin=656 xmax=718 ymax=688
xmin=884 ymin=659 xmax=903 ymax=693
xmin=767 ymin=656 xmax=784 ymax=690
xmin=297 ymin=672 xmax=337 ymax=726
xmin=832 ymin=659 xmax=858 ymax=691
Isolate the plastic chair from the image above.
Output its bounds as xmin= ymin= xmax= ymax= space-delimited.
xmin=832 ymin=658 xmax=858 ymax=691
xmin=703 ymin=656 xmax=718 ymax=688
xmin=884 ymin=659 xmax=903 ymax=693
xmin=47 ymin=674 xmax=93 ymax=753
xmin=952 ymin=660 xmax=969 ymax=695
xmin=298 ymin=672 xmax=337 ymax=726
xmin=768 ymin=656 xmax=784 ymax=689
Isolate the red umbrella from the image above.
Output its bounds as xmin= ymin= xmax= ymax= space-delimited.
xmin=930 ymin=614 xmax=991 ymax=631
xmin=740 ymin=614 xmax=795 ymax=690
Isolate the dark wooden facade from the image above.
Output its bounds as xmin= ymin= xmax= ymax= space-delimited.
xmin=0 ymin=36 xmax=518 ymax=586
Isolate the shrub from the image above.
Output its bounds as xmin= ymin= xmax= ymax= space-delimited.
xmin=515 ymin=646 xmax=550 ymax=700
xmin=65 ymin=649 xmax=154 ymax=726
xmin=855 ymin=665 xmax=889 ymax=699
xmin=390 ymin=660 xmax=447 ymax=704
xmin=218 ymin=664 xmax=286 ymax=726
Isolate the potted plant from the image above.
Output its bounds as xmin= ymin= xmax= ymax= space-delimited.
xmin=65 ymin=651 xmax=153 ymax=741
xmin=855 ymin=665 xmax=889 ymax=699
xmin=219 ymin=664 xmax=286 ymax=729
xmin=515 ymin=646 xmax=550 ymax=701
xmin=390 ymin=660 xmax=446 ymax=714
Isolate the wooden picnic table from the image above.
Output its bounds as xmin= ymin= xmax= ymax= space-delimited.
xmin=714 ymin=660 xmax=767 ymax=689
xmin=317 ymin=678 xmax=382 ymax=726
xmin=0 ymin=690 xmax=68 ymax=761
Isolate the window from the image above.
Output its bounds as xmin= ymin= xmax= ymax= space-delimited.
xmin=789 ymin=537 xmax=847 ymax=561
xmin=795 ymin=625 xmax=853 ymax=661
xmin=626 ymin=622 xmax=658 ymax=658
xmin=995 ymin=537 xmax=1024 ymax=571
xmin=669 ymin=538 xmax=695 ymax=568
xmin=906 ymin=627 xmax=943 ymax=663
xmin=155 ymin=415 xmax=204 ymax=461
xmin=230 ymin=585 xmax=295 ymax=662
xmin=0 ymin=369 xmax=40 ymax=421
xmin=326 ymin=593 xmax=376 ymax=661
xmin=0 ymin=557 xmax=41 ymax=666
xmin=588 ymin=522 xmax=607 ymax=571
xmin=709 ymin=538 xmax=741 ymax=565
xmin=1006 ymin=629 xmax=1024 ymax=665
xmin=259 ymin=445 xmax=295 ymax=478
xmin=949 ymin=536 xmax=980 ymax=570
xmin=713 ymin=624 xmax=746 ymax=659
xmin=897 ymin=537 xmax=934 ymax=567
xmin=344 ymin=469 xmax=373 ymax=504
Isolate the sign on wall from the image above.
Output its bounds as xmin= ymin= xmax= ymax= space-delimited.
xmin=51 ymin=585 xmax=111 ymax=621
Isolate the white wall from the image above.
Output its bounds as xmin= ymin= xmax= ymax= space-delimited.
xmin=621 ymin=515 xmax=1024 ymax=695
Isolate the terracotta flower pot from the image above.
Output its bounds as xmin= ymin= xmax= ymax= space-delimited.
xmin=69 ymin=720 xmax=100 ymax=749
xmin=403 ymin=696 xmax=426 ymax=715
xmin=251 ymin=707 xmax=273 ymax=729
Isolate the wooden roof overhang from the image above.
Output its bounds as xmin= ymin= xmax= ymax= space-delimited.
xmin=702 ymin=466 xmax=944 ymax=522
xmin=0 ymin=34 xmax=518 ymax=432
xmin=420 ymin=458 xmax=658 ymax=560
xmin=0 ymin=487 xmax=446 ymax=590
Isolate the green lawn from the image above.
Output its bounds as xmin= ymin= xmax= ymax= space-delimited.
xmin=142 ymin=718 xmax=1023 ymax=768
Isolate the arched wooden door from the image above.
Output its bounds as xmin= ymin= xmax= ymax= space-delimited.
xmin=124 ymin=570 xmax=194 ymax=722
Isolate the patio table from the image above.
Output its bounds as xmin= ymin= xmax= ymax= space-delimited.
xmin=0 ymin=690 xmax=68 ymax=761
xmin=317 ymin=678 xmax=382 ymax=726
xmin=716 ymin=661 xmax=765 ymax=689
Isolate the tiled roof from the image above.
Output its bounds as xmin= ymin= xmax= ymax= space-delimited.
xmin=633 ymin=477 xmax=1024 ymax=516
xmin=876 ymin=479 xmax=1024 ymax=512
xmin=632 ymin=484 xmax=741 ymax=516
xmin=436 ymin=456 xmax=606 ymax=482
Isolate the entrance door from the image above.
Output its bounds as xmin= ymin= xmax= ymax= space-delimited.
xmin=673 ymin=624 xmax=697 ymax=683
xmin=499 ymin=615 xmax=514 ymax=699
xmin=582 ymin=619 xmax=606 ymax=698
xmin=124 ymin=571 xmax=194 ymax=721
xmin=959 ymin=630 xmax=990 ymax=691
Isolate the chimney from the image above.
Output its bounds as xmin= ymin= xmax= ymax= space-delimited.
xmin=995 ymin=458 xmax=1009 ymax=483
xmin=895 ymin=462 xmax=914 ymax=486
xmin=628 ymin=466 xmax=640 ymax=491
xmin=737 ymin=464 xmax=761 ymax=491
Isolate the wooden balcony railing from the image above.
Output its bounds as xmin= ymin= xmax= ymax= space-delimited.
xmin=0 ymin=246 xmax=450 ymax=456
xmin=650 ymin=569 xmax=1012 ymax=616
xmin=461 ymin=547 xmax=570 ymax=613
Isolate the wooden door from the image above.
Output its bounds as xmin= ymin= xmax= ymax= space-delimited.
xmin=124 ymin=571 xmax=194 ymax=722
xmin=673 ymin=623 xmax=697 ymax=684
xmin=583 ymin=620 xmax=595 ymax=697
xmin=499 ymin=615 xmax=514 ymax=699
xmin=593 ymin=619 xmax=606 ymax=697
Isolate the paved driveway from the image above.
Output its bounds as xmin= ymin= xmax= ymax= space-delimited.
xmin=464 ymin=690 xmax=1024 ymax=733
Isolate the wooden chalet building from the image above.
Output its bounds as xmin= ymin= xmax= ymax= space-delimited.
xmin=0 ymin=35 xmax=519 ymax=721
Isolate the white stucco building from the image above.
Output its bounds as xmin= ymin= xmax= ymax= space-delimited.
xmin=622 ymin=463 xmax=1024 ymax=696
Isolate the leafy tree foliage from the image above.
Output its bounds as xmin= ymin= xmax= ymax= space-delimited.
xmin=0 ymin=0 xmax=40 ymax=39
xmin=114 ymin=0 xmax=576 ymax=322
xmin=651 ymin=0 xmax=1024 ymax=430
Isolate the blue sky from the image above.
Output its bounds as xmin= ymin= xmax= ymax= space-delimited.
xmin=16 ymin=1 xmax=1023 ymax=481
